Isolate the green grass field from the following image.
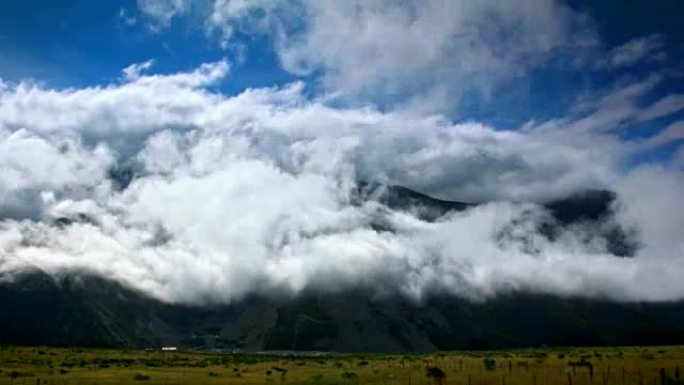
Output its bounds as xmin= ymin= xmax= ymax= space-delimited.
xmin=1 ymin=345 xmax=683 ymax=385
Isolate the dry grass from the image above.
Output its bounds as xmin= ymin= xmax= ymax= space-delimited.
xmin=0 ymin=345 xmax=683 ymax=384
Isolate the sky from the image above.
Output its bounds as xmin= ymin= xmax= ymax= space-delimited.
xmin=0 ymin=0 xmax=683 ymax=304
xmin=1 ymin=1 xmax=683 ymax=125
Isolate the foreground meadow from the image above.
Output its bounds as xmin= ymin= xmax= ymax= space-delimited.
xmin=0 ymin=345 xmax=683 ymax=385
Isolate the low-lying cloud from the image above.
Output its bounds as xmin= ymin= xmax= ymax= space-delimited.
xmin=0 ymin=62 xmax=682 ymax=304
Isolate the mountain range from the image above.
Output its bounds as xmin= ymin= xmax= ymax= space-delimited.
xmin=1 ymin=185 xmax=681 ymax=352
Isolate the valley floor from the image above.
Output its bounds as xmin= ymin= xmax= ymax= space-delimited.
xmin=0 ymin=345 xmax=682 ymax=385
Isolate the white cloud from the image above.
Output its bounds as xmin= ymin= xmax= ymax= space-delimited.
xmin=0 ymin=62 xmax=682 ymax=304
xmin=294 ymin=1 xmax=589 ymax=93
xmin=637 ymin=121 xmax=684 ymax=150
xmin=614 ymin=166 xmax=684 ymax=263
xmin=637 ymin=94 xmax=684 ymax=122
xmin=137 ymin=0 xmax=189 ymax=29
xmin=602 ymin=34 xmax=666 ymax=69
xmin=0 ymin=128 xmax=113 ymax=220
xmin=525 ymin=76 xmax=684 ymax=138
xmin=118 ymin=8 xmax=138 ymax=27
xmin=208 ymin=0 xmax=281 ymax=47
xmin=673 ymin=146 xmax=684 ymax=168
xmin=191 ymin=0 xmax=597 ymax=107
xmin=0 ymin=60 xmax=229 ymax=138
xmin=122 ymin=60 xmax=155 ymax=81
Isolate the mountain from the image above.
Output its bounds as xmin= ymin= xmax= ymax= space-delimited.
xmin=3 ymin=270 xmax=684 ymax=352
xmin=361 ymin=185 xmax=636 ymax=257
xmin=0 ymin=186 xmax=671 ymax=352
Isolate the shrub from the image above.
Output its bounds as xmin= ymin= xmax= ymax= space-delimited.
xmin=426 ymin=367 xmax=446 ymax=385
xmin=6 ymin=371 xmax=34 ymax=378
xmin=134 ymin=373 xmax=151 ymax=381
xmin=483 ymin=358 xmax=496 ymax=371
xmin=342 ymin=371 xmax=358 ymax=380
xmin=273 ymin=366 xmax=288 ymax=380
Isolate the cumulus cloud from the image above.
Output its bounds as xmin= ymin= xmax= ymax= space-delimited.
xmin=0 ymin=128 xmax=113 ymax=220
xmin=0 ymin=60 xmax=229 ymax=140
xmin=0 ymin=62 xmax=682 ymax=304
xmin=614 ymin=166 xmax=684 ymax=262
xmin=134 ymin=0 xmax=596 ymax=107
xmin=275 ymin=0 xmax=593 ymax=99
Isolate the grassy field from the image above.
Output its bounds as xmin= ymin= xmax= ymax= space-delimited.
xmin=0 ymin=345 xmax=683 ymax=385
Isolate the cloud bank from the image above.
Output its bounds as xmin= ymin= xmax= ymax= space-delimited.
xmin=136 ymin=0 xmax=597 ymax=108
xmin=0 ymin=61 xmax=683 ymax=304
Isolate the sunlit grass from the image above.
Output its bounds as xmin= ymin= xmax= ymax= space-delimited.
xmin=0 ymin=345 xmax=682 ymax=384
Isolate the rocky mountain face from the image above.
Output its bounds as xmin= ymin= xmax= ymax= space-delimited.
xmin=1 ymin=186 xmax=673 ymax=352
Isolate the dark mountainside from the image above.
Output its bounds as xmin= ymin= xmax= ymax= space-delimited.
xmin=0 ymin=185 xmax=677 ymax=352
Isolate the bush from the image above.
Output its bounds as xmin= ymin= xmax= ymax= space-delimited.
xmin=134 ymin=373 xmax=151 ymax=381
xmin=426 ymin=367 xmax=446 ymax=385
xmin=483 ymin=358 xmax=496 ymax=371
xmin=6 ymin=371 xmax=34 ymax=378
xmin=342 ymin=371 xmax=358 ymax=380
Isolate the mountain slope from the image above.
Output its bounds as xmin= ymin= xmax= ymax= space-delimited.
xmin=2 ymin=271 xmax=684 ymax=351
xmin=0 ymin=186 xmax=662 ymax=351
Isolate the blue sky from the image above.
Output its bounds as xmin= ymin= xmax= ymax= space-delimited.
xmin=0 ymin=0 xmax=293 ymax=91
xmin=1 ymin=1 xmax=682 ymax=128
xmin=0 ymin=0 xmax=683 ymax=169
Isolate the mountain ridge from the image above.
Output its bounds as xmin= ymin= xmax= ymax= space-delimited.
xmin=0 ymin=185 xmax=664 ymax=352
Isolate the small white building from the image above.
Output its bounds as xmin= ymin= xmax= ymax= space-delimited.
xmin=161 ymin=347 xmax=177 ymax=351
